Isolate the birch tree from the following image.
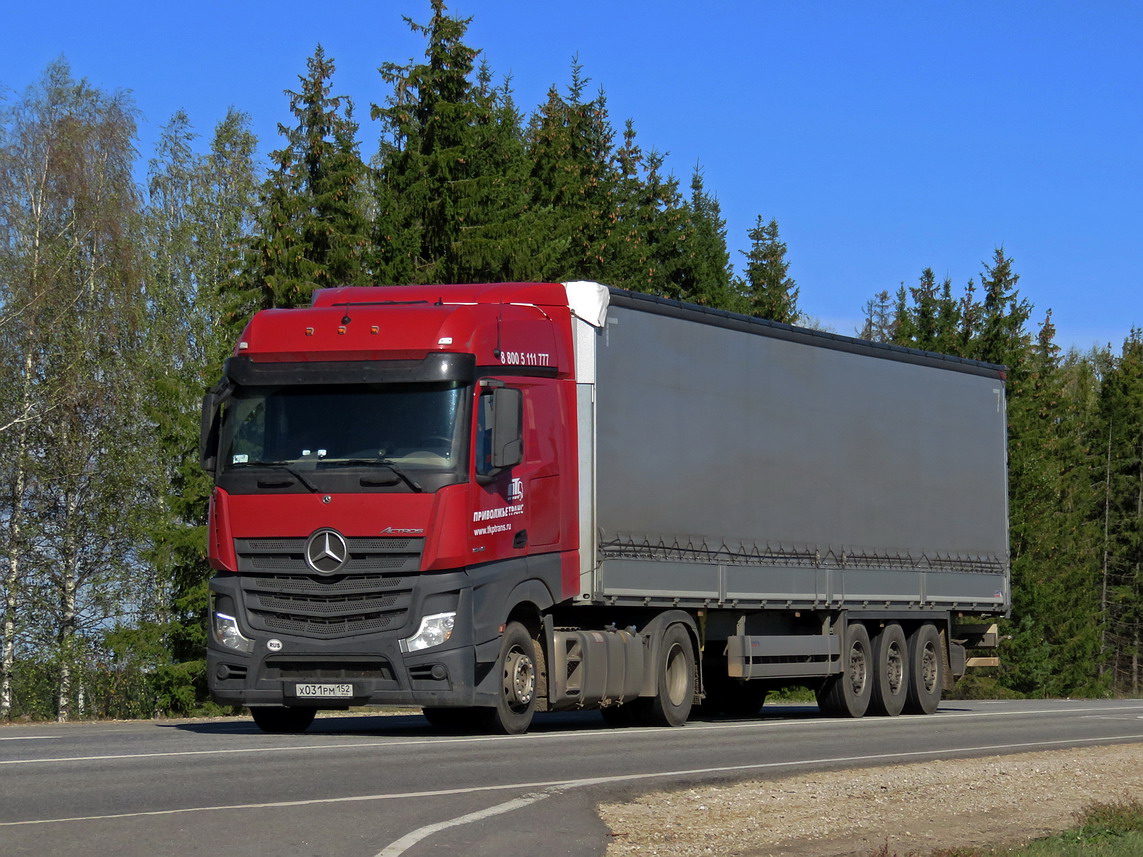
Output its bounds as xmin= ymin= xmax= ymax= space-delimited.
xmin=0 ymin=61 xmax=146 ymax=720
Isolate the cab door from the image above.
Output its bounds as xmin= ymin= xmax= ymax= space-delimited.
xmin=470 ymin=377 xmax=563 ymax=560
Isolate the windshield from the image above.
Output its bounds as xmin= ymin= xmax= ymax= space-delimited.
xmin=219 ymin=382 xmax=467 ymax=482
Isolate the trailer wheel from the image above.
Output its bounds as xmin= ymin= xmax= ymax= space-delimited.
xmin=816 ymin=622 xmax=872 ymax=718
xmin=250 ymin=706 xmax=316 ymax=734
xmin=484 ymin=621 xmax=539 ymax=735
xmin=869 ymin=623 xmax=908 ymax=716
xmin=638 ymin=623 xmax=695 ymax=727
xmin=904 ymin=624 xmax=943 ymax=715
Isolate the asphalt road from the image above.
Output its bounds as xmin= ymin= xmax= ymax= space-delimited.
xmin=3 ymin=699 xmax=1143 ymax=857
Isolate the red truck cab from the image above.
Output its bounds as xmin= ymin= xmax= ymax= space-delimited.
xmin=202 ymin=283 xmax=587 ymax=733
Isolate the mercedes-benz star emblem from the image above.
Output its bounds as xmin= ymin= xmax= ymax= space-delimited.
xmin=304 ymin=529 xmax=349 ymax=575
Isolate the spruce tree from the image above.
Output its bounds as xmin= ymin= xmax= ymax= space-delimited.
xmin=670 ymin=166 xmax=735 ymax=308
xmin=247 ymin=46 xmax=369 ymax=309
xmin=525 ymin=62 xmax=619 ymax=282
xmin=373 ymin=3 xmax=528 ymax=283
xmin=1096 ymin=330 xmax=1143 ymax=693
xmin=891 ymin=284 xmax=918 ymax=347
xmin=740 ymin=215 xmax=799 ymax=324
xmin=603 ymin=124 xmax=688 ymax=295
xmin=909 ymin=268 xmax=940 ymax=349
xmin=974 ymin=248 xmax=1032 ymax=369
xmin=891 ymin=269 xmax=964 ymax=354
xmin=1003 ymin=313 xmax=1105 ymax=696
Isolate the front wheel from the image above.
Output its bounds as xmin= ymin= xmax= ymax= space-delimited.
xmin=637 ymin=623 xmax=695 ymax=727
xmin=250 ymin=706 xmax=317 ymax=734
xmin=483 ymin=622 xmax=540 ymax=735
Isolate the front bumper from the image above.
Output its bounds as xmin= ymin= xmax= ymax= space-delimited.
xmin=207 ymin=568 xmax=499 ymax=708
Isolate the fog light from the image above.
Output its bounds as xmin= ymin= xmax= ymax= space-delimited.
xmin=400 ymin=612 xmax=456 ymax=653
xmin=213 ymin=612 xmax=255 ymax=654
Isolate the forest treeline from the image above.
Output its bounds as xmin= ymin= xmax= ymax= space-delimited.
xmin=0 ymin=1 xmax=1139 ymax=720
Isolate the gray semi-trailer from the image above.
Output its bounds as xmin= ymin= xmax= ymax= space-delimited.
xmin=204 ymin=281 xmax=1007 ymax=733
xmin=556 ymin=285 xmax=1007 ymax=723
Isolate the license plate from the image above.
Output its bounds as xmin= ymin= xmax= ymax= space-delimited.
xmin=292 ymin=682 xmax=354 ymax=698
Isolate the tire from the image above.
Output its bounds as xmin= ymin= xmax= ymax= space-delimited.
xmin=904 ymin=623 xmax=944 ymax=715
xmin=250 ymin=706 xmax=317 ymax=734
xmin=421 ymin=707 xmax=481 ymax=730
xmin=483 ymin=621 xmax=539 ymax=735
xmin=637 ymin=623 xmax=695 ymax=727
xmin=869 ymin=623 xmax=909 ymax=717
xmin=816 ymin=621 xmax=872 ymax=718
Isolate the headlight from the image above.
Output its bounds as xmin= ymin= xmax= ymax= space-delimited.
xmin=213 ymin=612 xmax=255 ymax=653
xmin=400 ymin=612 xmax=456 ymax=653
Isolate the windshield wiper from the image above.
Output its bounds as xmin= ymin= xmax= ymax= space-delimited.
xmin=243 ymin=461 xmax=321 ymax=493
xmin=340 ymin=459 xmax=424 ymax=493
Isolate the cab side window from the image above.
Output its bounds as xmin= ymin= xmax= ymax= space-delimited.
xmin=475 ymin=392 xmax=494 ymax=478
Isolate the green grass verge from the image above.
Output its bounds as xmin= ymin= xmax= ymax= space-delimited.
xmin=868 ymin=798 xmax=1143 ymax=857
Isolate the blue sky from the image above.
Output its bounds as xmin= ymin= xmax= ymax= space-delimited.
xmin=3 ymin=1 xmax=1140 ymax=351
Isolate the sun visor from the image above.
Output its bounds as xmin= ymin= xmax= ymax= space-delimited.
xmin=224 ymin=352 xmax=477 ymax=386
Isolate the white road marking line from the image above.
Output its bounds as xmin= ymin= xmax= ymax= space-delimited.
xmin=372 ymin=791 xmax=554 ymax=857
xmin=0 ymin=736 xmax=60 ymax=741
xmin=0 ymin=740 xmax=409 ymax=766
xmin=3 ymin=733 xmax=1142 ymax=829
xmin=0 ymin=780 xmax=566 ymax=827
xmin=3 ymin=702 xmax=1143 ymax=767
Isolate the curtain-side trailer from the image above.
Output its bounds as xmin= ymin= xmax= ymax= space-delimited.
xmin=201 ymin=281 xmax=1008 ymax=734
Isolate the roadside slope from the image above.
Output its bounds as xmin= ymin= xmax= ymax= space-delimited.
xmin=598 ymin=742 xmax=1143 ymax=857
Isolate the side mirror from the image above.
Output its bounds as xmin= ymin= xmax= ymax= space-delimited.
xmin=490 ymin=387 xmax=523 ymax=470
xmin=199 ymin=379 xmax=231 ymax=474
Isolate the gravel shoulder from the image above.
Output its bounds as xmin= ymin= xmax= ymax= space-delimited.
xmin=597 ymin=742 xmax=1143 ymax=857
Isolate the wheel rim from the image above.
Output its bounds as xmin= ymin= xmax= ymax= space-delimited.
xmin=848 ymin=642 xmax=868 ymax=695
xmin=503 ymin=646 xmax=535 ymax=712
xmin=664 ymin=642 xmax=689 ymax=707
xmin=920 ymin=641 xmax=938 ymax=694
xmin=886 ymin=641 xmax=904 ymax=695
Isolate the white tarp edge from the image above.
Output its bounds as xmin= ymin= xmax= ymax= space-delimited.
xmin=562 ymin=280 xmax=610 ymax=328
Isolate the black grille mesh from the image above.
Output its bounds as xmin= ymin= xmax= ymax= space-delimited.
xmin=235 ymin=536 xmax=421 ymax=638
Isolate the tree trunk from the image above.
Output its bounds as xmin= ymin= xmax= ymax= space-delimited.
xmin=1133 ymin=631 xmax=1140 ymax=698
xmin=1099 ymin=427 xmax=1112 ymax=678
xmin=55 ymin=492 xmax=80 ymax=723
xmin=1 ymin=351 xmax=37 ymax=721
